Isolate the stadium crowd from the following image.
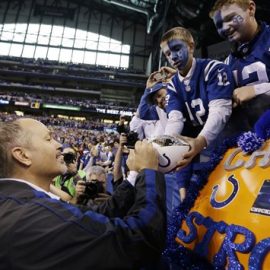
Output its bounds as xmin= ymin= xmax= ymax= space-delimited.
xmin=0 ymin=90 xmax=136 ymax=111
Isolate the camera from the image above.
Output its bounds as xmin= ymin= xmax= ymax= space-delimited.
xmin=84 ymin=180 xmax=104 ymax=199
xmin=124 ymin=131 xmax=139 ymax=149
xmin=63 ymin=152 xmax=77 ymax=164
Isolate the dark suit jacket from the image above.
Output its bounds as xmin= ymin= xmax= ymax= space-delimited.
xmin=0 ymin=169 xmax=166 ymax=270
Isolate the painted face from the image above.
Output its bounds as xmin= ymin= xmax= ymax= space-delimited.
xmin=212 ymin=3 xmax=251 ymax=43
xmin=161 ymin=39 xmax=190 ymax=71
xmin=154 ymin=88 xmax=167 ymax=109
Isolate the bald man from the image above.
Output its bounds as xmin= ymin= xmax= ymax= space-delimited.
xmin=0 ymin=118 xmax=166 ymax=269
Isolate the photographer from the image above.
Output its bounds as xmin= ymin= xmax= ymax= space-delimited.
xmin=117 ymin=114 xmax=129 ymax=134
xmin=73 ymin=137 xmax=129 ymax=205
xmin=52 ymin=147 xmax=86 ymax=200
xmin=72 ymin=165 xmax=110 ymax=206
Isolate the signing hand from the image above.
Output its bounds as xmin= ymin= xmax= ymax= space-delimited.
xmin=127 ymin=140 xmax=158 ymax=172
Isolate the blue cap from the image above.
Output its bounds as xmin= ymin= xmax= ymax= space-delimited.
xmin=148 ymin=82 xmax=167 ymax=94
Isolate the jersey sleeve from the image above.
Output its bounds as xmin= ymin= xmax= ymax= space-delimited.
xmin=204 ymin=61 xmax=234 ymax=101
xmin=165 ymin=81 xmax=184 ymax=114
xmin=138 ymin=88 xmax=159 ymax=120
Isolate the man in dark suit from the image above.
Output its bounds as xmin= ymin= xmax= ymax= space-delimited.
xmin=0 ymin=118 xmax=166 ymax=270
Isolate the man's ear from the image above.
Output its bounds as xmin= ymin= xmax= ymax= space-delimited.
xmin=11 ymin=147 xmax=32 ymax=166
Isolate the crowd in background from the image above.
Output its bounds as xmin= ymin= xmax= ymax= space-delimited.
xmin=0 ymin=55 xmax=145 ymax=75
xmin=0 ymin=90 xmax=136 ymax=111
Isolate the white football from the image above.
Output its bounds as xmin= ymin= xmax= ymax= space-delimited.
xmin=149 ymin=135 xmax=191 ymax=173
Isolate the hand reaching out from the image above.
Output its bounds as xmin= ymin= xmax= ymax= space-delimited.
xmin=127 ymin=140 xmax=158 ymax=172
xmin=232 ymin=86 xmax=255 ymax=107
xmin=175 ymin=135 xmax=207 ymax=171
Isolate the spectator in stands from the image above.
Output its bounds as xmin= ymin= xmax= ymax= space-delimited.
xmin=112 ymin=134 xmax=128 ymax=184
xmin=130 ymin=82 xmax=168 ymax=139
xmin=78 ymin=142 xmax=96 ymax=170
xmin=209 ymin=0 xmax=270 ymax=135
xmin=52 ymin=146 xmax=86 ymax=200
xmin=74 ymin=135 xmax=129 ymax=206
xmin=145 ymin=27 xmax=233 ymax=201
xmin=159 ymin=27 xmax=234 ymax=169
xmin=130 ymin=79 xmax=187 ymax=211
xmin=73 ymin=165 xmax=111 ymax=206
xmin=96 ymin=143 xmax=115 ymax=172
xmin=0 ymin=118 xmax=166 ymax=269
xmin=117 ymin=114 xmax=129 ymax=134
xmin=112 ymin=134 xmax=130 ymax=180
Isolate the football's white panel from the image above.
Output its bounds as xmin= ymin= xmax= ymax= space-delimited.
xmin=150 ymin=135 xmax=190 ymax=173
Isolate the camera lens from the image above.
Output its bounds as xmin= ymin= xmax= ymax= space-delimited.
xmin=84 ymin=181 xmax=104 ymax=199
xmin=63 ymin=153 xmax=76 ymax=164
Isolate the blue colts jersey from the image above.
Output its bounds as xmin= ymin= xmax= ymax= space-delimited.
xmin=166 ymin=58 xmax=234 ymax=133
xmin=225 ymin=22 xmax=270 ymax=87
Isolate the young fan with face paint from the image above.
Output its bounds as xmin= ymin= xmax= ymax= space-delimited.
xmin=210 ymin=0 xmax=270 ymax=133
xmin=160 ymin=27 xmax=234 ymax=171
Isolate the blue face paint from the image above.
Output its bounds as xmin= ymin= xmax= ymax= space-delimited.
xmin=233 ymin=14 xmax=244 ymax=25
xmin=213 ymin=10 xmax=232 ymax=39
xmin=213 ymin=10 xmax=245 ymax=41
xmin=213 ymin=11 xmax=224 ymax=37
xmin=167 ymin=39 xmax=189 ymax=71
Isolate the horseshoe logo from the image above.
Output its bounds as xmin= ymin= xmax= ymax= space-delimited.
xmin=210 ymin=174 xmax=239 ymax=208
xmin=159 ymin=153 xmax=171 ymax=168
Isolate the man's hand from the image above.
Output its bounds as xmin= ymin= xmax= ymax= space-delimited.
xmin=232 ymin=86 xmax=255 ymax=107
xmin=127 ymin=140 xmax=158 ymax=172
xmin=176 ymin=135 xmax=207 ymax=171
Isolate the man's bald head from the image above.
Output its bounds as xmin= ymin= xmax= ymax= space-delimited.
xmin=0 ymin=118 xmax=64 ymax=180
